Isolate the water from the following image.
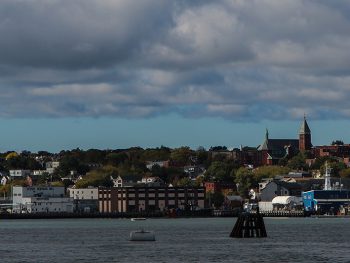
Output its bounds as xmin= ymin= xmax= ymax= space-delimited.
xmin=0 ymin=217 xmax=349 ymax=263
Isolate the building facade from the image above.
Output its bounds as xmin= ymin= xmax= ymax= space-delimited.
xmin=67 ymin=187 xmax=99 ymax=213
xmin=303 ymin=190 xmax=350 ymax=213
xmin=12 ymin=186 xmax=73 ymax=213
xmin=98 ymin=186 xmax=206 ymax=213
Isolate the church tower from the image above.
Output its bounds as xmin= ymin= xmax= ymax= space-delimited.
xmin=299 ymin=115 xmax=312 ymax=151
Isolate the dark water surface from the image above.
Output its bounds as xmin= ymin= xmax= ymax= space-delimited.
xmin=0 ymin=217 xmax=349 ymax=263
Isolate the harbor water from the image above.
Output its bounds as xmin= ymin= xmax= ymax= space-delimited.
xmin=0 ymin=217 xmax=349 ymax=263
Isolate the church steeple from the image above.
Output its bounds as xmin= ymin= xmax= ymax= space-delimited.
xmin=299 ymin=114 xmax=311 ymax=135
xmin=299 ymin=115 xmax=312 ymax=151
xmin=265 ymin=128 xmax=269 ymax=140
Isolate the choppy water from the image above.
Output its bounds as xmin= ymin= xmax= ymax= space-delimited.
xmin=0 ymin=217 xmax=349 ymax=263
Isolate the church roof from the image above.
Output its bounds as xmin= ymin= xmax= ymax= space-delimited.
xmin=299 ymin=117 xmax=311 ymax=134
xmin=258 ymin=139 xmax=299 ymax=151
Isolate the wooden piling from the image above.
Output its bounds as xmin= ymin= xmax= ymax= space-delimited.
xmin=230 ymin=211 xmax=267 ymax=238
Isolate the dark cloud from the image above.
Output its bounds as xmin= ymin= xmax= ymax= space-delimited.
xmin=1 ymin=0 xmax=350 ymax=120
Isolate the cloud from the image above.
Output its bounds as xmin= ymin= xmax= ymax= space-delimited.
xmin=1 ymin=0 xmax=350 ymax=120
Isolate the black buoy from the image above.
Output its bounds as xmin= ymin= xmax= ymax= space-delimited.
xmin=230 ymin=208 xmax=267 ymax=238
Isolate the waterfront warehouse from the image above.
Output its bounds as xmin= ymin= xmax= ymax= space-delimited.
xmin=303 ymin=190 xmax=350 ymax=214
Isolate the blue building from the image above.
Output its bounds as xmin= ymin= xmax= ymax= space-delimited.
xmin=303 ymin=190 xmax=350 ymax=214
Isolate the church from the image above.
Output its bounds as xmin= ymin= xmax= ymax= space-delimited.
xmin=257 ymin=117 xmax=311 ymax=165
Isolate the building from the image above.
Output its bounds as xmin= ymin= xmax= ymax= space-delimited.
xmin=204 ymin=182 xmax=236 ymax=196
xmin=258 ymin=129 xmax=299 ymax=165
xmin=259 ymin=180 xmax=302 ymax=202
xmin=299 ymin=116 xmax=312 ymax=151
xmin=67 ymin=187 xmax=99 ymax=213
xmin=146 ymin=160 xmax=170 ymax=170
xmin=45 ymin=161 xmax=60 ymax=174
xmin=257 ymin=117 xmax=312 ymax=165
xmin=303 ymin=190 xmax=350 ymax=214
xmin=9 ymin=170 xmax=31 ymax=178
xmin=98 ymin=186 xmax=205 ymax=213
xmin=68 ymin=187 xmax=98 ymax=200
xmin=12 ymin=186 xmax=73 ymax=213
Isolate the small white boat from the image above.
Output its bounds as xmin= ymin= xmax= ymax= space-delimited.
xmin=129 ymin=229 xmax=156 ymax=241
xmin=131 ymin=217 xmax=147 ymax=221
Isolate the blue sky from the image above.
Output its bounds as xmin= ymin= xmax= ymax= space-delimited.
xmin=0 ymin=116 xmax=347 ymax=152
xmin=1 ymin=0 xmax=350 ymax=152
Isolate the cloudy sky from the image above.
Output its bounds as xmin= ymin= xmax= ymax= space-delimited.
xmin=1 ymin=0 xmax=350 ymax=152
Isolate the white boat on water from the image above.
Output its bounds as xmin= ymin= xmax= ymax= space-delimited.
xmin=131 ymin=218 xmax=147 ymax=221
xmin=129 ymin=229 xmax=155 ymax=241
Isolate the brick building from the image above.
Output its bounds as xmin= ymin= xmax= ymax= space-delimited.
xmin=98 ymin=186 xmax=205 ymax=213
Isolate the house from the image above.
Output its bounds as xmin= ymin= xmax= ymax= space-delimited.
xmin=138 ymin=176 xmax=165 ymax=187
xmin=45 ymin=161 xmax=60 ymax=174
xmin=259 ymin=180 xmax=302 ymax=202
xmin=9 ymin=170 xmax=31 ymax=178
xmin=183 ymin=165 xmax=205 ymax=179
xmin=111 ymin=175 xmax=142 ymax=188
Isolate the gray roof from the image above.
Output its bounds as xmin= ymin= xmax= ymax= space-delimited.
xmin=299 ymin=117 xmax=311 ymax=134
xmin=258 ymin=138 xmax=299 ymax=153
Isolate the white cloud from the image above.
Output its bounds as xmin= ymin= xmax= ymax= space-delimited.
xmin=0 ymin=0 xmax=350 ymax=120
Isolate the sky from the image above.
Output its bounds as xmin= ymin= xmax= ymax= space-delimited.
xmin=1 ymin=0 xmax=350 ymax=152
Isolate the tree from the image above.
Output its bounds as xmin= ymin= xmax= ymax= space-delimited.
xmin=311 ymin=156 xmax=334 ymax=170
xmin=287 ymin=152 xmax=308 ymax=170
xmin=170 ymin=147 xmax=193 ymax=165
xmin=253 ymin=166 xmax=290 ymax=182
xmin=320 ymin=161 xmax=346 ymax=177
xmin=339 ymin=168 xmax=350 ymax=178
xmin=106 ymin=152 xmax=128 ymax=166
xmin=207 ymin=191 xmax=225 ymax=208
xmin=177 ymin=177 xmax=194 ymax=187
xmin=209 ymin=146 xmax=227 ymax=151
xmin=204 ymin=161 xmax=235 ymax=183
xmin=235 ymin=167 xmax=256 ymax=197
xmin=331 ymin=140 xmax=344 ymax=145
xmin=74 ymin=166 xmax=116 ymax=188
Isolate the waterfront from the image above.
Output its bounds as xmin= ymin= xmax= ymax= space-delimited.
xmin=0 ymin=218 xmax=349 ymax=263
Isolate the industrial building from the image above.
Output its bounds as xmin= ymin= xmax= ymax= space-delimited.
xmin=303 ymin=190 xmax=350 ymax=214
xmin=12 ymin=186 xmax=73 ymax=214
xmin=98 ymin=186 xmax=206 ymax=213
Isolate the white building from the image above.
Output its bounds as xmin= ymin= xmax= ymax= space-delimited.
xmin=9 ymin=170 xmax=31 ymax=178
xmin=32 ymin=170 xmax=47 ymax=176
xmin=18 ymin=197 xmax=74 ymax=213
xmin=67 ymin=187 xmax=98 ymax=200
xmin=12 ymin=186 xmax=73 ymax=213
xmin=45 ymin=161 xmax=60 ymax=174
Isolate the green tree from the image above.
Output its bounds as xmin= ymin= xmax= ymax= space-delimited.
xmin=235 ymin=167 xmax=256 ymax=197
xmin=287 ymin=152 xmax=308 ymax=170
xmin=331 ymin=140 xmax=344 ymax=145
xmin=320 ymin=161 xmax=346 ymax=177
xmin=204 ymin=161 xmax=235 ymax=183
xmin=75 ymin=166 xmax=116 ymax=188
xmin=170 ymin=147 xmax=193 ymax=165
xmin=339 ymin=168 xmax=350 ymax=178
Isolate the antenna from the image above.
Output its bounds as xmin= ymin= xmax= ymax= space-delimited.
xmin=324 ymin=162 xmax=332 ymax=190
